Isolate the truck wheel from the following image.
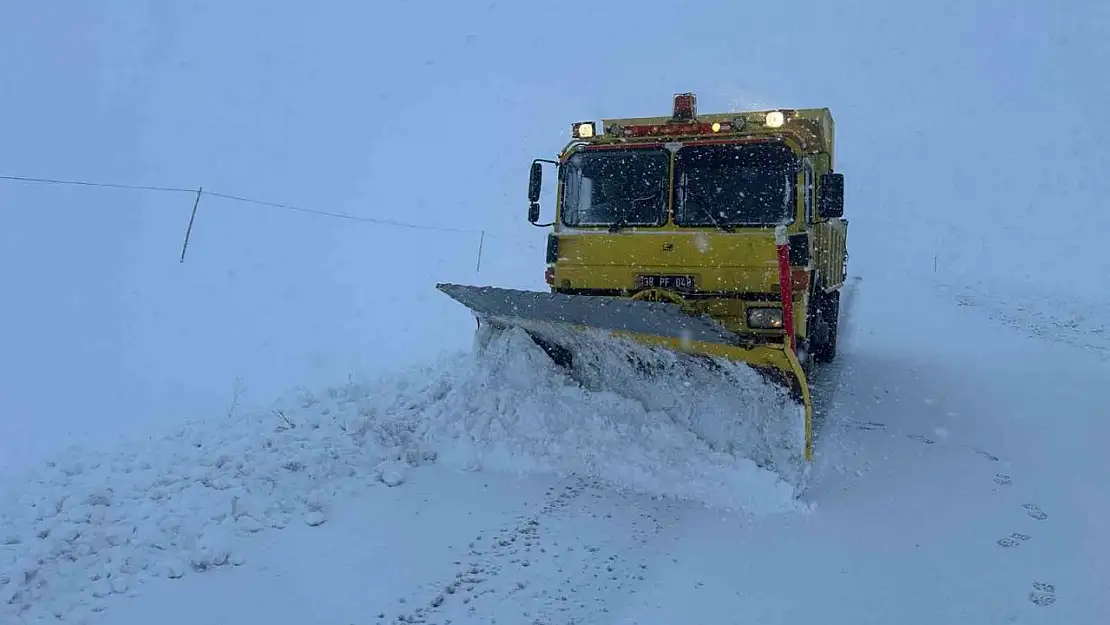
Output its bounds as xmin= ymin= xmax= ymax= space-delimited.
xmin=527 ymin=331 xmax=574 ymax=369
xmin=812 ymin=289 xmax=840 ymax=364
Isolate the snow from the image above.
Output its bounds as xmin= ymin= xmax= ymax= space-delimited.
xmin=3 ymin=1 xmax=1109 ymax=624
xmin=2 ymin=268 xmax=1107 ymax=624
xmin=416 ymin=321 xmax=805 ymax=507
xmin=0 ymin=307 xmax=809 ymax=623
xmin=5 ymin=0 xmax=1109 ymax=474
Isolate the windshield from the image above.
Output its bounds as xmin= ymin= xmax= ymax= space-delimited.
xmin=674 ymin=142 xmax=798 ymax=227
xmin=560 ymin=148 xmax=670 ymax=228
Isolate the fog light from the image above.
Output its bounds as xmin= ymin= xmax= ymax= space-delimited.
xmin=747 ymin=307 xmax=783 ymax=329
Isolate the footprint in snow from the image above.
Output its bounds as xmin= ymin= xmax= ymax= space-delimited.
xmin=970 ymin=446 xmax=999 ymax=461
xmin=854 ymin=420 xmax=886 ymax=431
xmin=843 ymin=417 xmax=885 ymax=431
xmin=1028 ymin=581 xmax=1056 ymax=606
xmin=907 ymin=434 xmax=935 ymax=445
xmin=1023 ymin=504 xmax=1048 ymax=521
xmin=993 ymin=474 xmax=1011 ymax=486
xmin=997 ymin=532 xmax=1031 ymax=548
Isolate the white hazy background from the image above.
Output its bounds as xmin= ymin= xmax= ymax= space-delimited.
xmin=2 ymin=0 xmax=1107 ymax=471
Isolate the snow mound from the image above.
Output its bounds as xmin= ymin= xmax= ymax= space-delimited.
xmin=329 ymin=321 xmax=807 ymax=513
xmin=0 ymin=321 xmax=805 ymax=623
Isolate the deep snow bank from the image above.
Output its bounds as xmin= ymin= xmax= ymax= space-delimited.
xmin=0 ymin=322 xmax=803 ymax=623
xmin=364 ymin=322 xmax=807 ymax=508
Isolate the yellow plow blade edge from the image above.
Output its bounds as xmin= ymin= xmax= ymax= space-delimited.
xmin=436 ymin=283 xmax=814 ymax=467
xmin=613 ymin=329 xmax=813 ymax=464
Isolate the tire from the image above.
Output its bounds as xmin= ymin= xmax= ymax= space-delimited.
xmin=811 ymin=288 xmax=840 ymax=364
xmin=527 ymin=331 xmax=574 ymax=369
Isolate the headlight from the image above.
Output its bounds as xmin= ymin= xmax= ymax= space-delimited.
xmin=747 ymin=307 xmax=783 ymax=329
xmin=572 ymin=121 xmax=595 ymax=138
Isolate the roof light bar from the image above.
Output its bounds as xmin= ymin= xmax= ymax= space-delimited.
xmin=611 ymin=120 xmax=737 ymax=138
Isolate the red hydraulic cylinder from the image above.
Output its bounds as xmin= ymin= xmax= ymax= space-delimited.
xmin=774 ymin=225 xmax=796 ymax=352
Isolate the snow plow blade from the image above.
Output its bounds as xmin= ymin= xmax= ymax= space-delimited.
xmin=436 ymin=283 xmax=814 ymax=466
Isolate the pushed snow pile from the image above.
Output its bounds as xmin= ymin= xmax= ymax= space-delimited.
xmin=410 ymin=322 xmax=809 ymax=509
xmin=0 ymin=322 xmax=804 ymax=623
xmin=327 ymin=321 xmax=807 ymax=512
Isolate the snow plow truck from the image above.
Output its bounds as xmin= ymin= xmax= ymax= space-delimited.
xmin=437 ymin=93 xmax=847 ymax=469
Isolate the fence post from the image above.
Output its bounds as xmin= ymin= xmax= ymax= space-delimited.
xmin=180 ymin=187 xmax=203 ymax=263
xmin=475 ymin=230 xmax=486 ymax=274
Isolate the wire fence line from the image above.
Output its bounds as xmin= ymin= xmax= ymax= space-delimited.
xmin=202 ymin=190 xmax=483 ymax=234
xmin=0 ymin=174 xmax=197 ymax=194
xmin=1 ymin=173 xmax=543 ymax=266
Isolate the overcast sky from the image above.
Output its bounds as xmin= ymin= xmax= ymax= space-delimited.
xmin=1 ymin=0 xmax=1106 ymax=470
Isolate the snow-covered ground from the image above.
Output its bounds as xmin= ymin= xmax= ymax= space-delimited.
xmin=4 ymin=3 xmax=1108 ymax=624
xmin=3 ymin=266 xmax=1106 ymax=624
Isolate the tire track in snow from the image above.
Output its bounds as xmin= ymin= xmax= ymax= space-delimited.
xmin=941 ymin=281 xmax=1109 ymax=362
xmin=382 ymin=475 xmax=682 ymax=624
xmin=380 ymin=476 xmax=592 ymax=624
xmin=802 ymin=275 xmax=868 ymax=485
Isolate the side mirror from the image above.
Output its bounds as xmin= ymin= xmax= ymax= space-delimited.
xmin=528 ymin=161 xmax=543 ymax=203
xmin=818 ymin=172 xmax=844 ymax=218
xmin=527 ymin=158 xmax=557 ymax=227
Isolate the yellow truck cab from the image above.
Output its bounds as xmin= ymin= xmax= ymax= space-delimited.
xmin=528 ymin=93 xmax=847 ymax=370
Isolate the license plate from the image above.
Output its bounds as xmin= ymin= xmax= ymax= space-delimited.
xmin=636 ymin=274 xmax=696 ymax=292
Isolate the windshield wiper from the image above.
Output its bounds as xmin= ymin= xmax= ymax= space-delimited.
xmin=682 ymin=188 xmax=734 ymax=232
xmin=608 ymin=202 xmax=630 ymax=232
xmin=608 ymin=190 xmax=661 ymax=233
